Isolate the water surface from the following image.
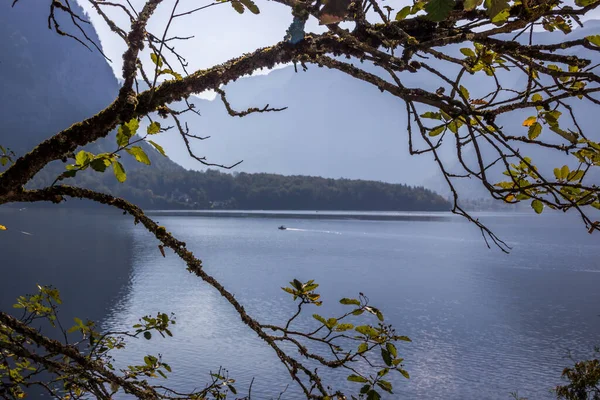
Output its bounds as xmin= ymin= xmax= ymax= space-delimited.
xmin=1 ymin=208 xmax=599 ymax=399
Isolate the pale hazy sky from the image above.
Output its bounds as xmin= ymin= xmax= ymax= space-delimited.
xmin=78 ymin=0 xmax=328 ymax=80
xmin=78 ymin=0 xmax=600 ymax=82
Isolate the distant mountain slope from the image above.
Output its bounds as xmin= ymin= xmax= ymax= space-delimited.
xmin=0 ymin=1 xmax=449 ymax=211
xmin=151 ymin=21 xmax=600 ymax=200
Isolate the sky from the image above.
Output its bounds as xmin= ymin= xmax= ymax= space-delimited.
xmin=73 ymin=0 xmax=600 ymax=185
xmin=78 ymin=0 xmax=600 ymax=85
xmin=77 ymin=0 xmax=327 ymax=89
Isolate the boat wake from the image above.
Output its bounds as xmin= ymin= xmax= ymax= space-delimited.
xmin=283 ymin=228 xmax=343 ymax=235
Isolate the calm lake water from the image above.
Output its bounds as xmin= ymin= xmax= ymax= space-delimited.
xmin=1 ymin=208 xmax=599 ymax=399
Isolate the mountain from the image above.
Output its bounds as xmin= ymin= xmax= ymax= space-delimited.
xmin=0 ymin=1 xmax=449 ymax=211
xmin=151 ymin=20 xmax=600 ymax=201
xmin=0 ymin=1 xmax=179 ymax=171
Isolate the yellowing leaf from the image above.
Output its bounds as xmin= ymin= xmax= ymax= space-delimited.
xmin=429 ymin=125 xmax=446 ymax=137
xmin=585 ymin=35 xmax=600 ymax=47
xmin=151 ymin=53 xmax=163 ymax=68
xmin=126 ymin=146 xmax=151 ymax=165
xmin=522 ymin=116 xmax=537 ymax=127
xmin=554 ymin=167 xmax=562 ymax=180
xmin=421 ymin=111 xmax=442 ymax=120
xmin=486 ymin=0 xmax=509 ymax=21
xmin=561 ymin=165 xmax=570 ymax=180
xmin=112 ymin=160 xmax=127 ymax=183
xmin=464 ymin=0 xmax=483 ymax=10
xmin=147 ymin=122 xmax=161 ymax=135
xmin=0 ymin=224 xmax=6 ymax=231
xmin=395 ymin=6 xmax=411 ymax=20
xmin=460 ymin=47 xmax=476 ymax=58
xmin=148 ymin=140 xmax=166 ymax=157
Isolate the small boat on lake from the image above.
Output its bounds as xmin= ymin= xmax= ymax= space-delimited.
xmin=278 ymin=225 xmax=287 ymax=230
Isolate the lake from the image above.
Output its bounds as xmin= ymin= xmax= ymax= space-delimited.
xmin=1 ymin=207 xmax=599 ymax=399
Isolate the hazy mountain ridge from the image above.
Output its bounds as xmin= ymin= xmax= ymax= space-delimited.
xmin=0 ymin=1 xmax=449 ymax=211
xmin=156 ymin=20 xmax=600 ymax=202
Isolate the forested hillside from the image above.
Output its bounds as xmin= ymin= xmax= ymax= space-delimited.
xmin=0 ymin=1 xmax=449 ymax=211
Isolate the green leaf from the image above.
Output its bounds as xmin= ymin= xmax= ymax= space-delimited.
xmin=376 ymin=310 xmax=384 ymax=322
xmin=151 ymin=53 xmax=163 ymax=68
xmin=148 ymin=140 xmax=166 ymax=157
xmin=421 ymin=111 xmax=442 ymax=120
xmin=561 ymin=165 xmax=570 ymax=180
xmin=531 ymin=199 xmax=544 ymax=214
xmin=459 ymin=85 xmax=470 ymax=100
xmin=429 ymin=125 xmax=445 ymax=137
xmin=313 ymin=314 xmax=327 ymax=325
xmin=399 ymin=369 xmax=410 ymax=379
xmin=376 ymin=380 xmax=393 ymax=393
xmin=464 ymin=0 xmax=483 ymax=10
xmin=358 ymin=343 xmax=369 ymax=353
xmin=386 ymin=342 xmax=398 ymax=358
xmin=116 ymin=130 xmax=129 ymax=147
xmin=340 ymin=298 xmax=361 ymax=306
xmin=112 ymin=160 xmax=127 ymax=183
xmin=90 ymin=158 xmax=109 ymax=172
xmin=355 ymin=325 xmax=379 ymax=337
xmin=231 ymin=0 xmax=245 ymax=13
xmin=395 ymin=335 xmax=412 ymax=342
xmin=282 ymin=287 xmax=295 ymax=295
xmin=531 ymin=93 xmax=543 ymax=102
xmin=158 ymin=69 xmax=183 ymax=80
xmin=117 ymin=119 xmax=140 ymax=147
xmin=381 ymin=348 xmax=393 ymax=366
xmin=554 ymin=168 xmax=562 ymax=180
xmin=448 ymin=120 xmax=460 ymax=134
xmin=143 ymin=331 xmax=152 ymax=340
xmin=545 ymin=110 xmax=562 ymax=126
xmin=147 ymin=122 xmax=161 ymax=135
xmin=485 ymin=0 xmax=509 ymax=21
xmin=62 ymin=170 xmax=77 ymax=179
xmin=304 ymin=283 xmax=319 ymax=291
xmin=126 ymin=146 xmax=151 ymax=165
xmin=528 ymin=122 xmax=542 ymax=140
xmin=424 ymin=0 xmax=455 ymax=21
xmin=367 ymin=390 xmax=381 ymax=400
xmin=460 ymin=47 xmax=476 ymax=58
xmin=395 ymin=6 xmax=411 ymax=20
xmin=240 ymin=0 xmax=260 ymax=14
xmin=490 ymin=8 xmax=509 ymax=23
xmin=585 ymin=35 xmax=600 ymax=47
xmin=335 ymin=323 xmax=354 ymax=332
xmin=347 ymin=375 xmax=368 ymax=383
xmin=75 ymin=150 xmax=91 ymax=166
xmin=124 ymin=118 xmax=140 ymax=135
xmin=568 ymin=170 xmax=584 ymax=182
xmin=326 ymin=318 xmax=338 ymax=329
xmin=67 ymin=325 xmax=80 ymax=333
